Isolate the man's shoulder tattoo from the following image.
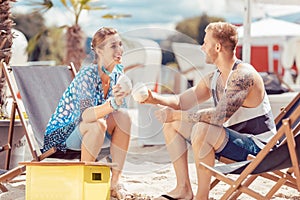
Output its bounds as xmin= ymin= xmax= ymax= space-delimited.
xmin=229 ymin=71 xmax=254 ymax=91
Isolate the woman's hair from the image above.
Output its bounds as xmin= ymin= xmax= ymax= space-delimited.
xmin=205 ymin=22 xmax=238 ymax=52
xmin=91 ymin=27 xmax=118 ymax=63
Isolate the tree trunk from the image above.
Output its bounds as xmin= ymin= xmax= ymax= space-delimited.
xmin=0 ymin=0 xmax=16 ymax=118
xmin=64 ymin=24 xmax=85 ymax=72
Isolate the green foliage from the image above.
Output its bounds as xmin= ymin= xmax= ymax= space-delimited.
xmin=198 ymin=13 xmax=210 ymax=45
xmin=44 ymin=27 xmax=65 ymax=64
xmin=25 ymin=0 xmax=53 ymax=13
xmin=13 ymin=12 xmax=45 ymax=40
xmin=175 ymin=14 xmax=225 ymax=43
xmin=13 ymin=12 xmax=51 ymax=61
xmin=26 ymin=30 xmax=44 ymax=54
xmin=13 ymin=12 xmax=66 ymax=64
xmin=12 ymin=0 xmax=130 ymax=67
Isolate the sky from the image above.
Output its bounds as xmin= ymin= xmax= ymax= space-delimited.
xmin=12 ymin=0 xmax=207 ymax=39
xmin=11 ymin=0 xmax=300 ymax=39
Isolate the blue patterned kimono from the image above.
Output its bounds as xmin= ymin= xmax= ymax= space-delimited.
xmin=43 ymin=64 xmax=125 ymax=152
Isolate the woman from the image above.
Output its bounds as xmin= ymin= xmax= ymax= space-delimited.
xmin=43 ymin=27 xmax=131 ymax=199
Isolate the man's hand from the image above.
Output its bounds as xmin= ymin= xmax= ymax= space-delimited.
xmin=141 ymin=89 xmax=155 ymax=104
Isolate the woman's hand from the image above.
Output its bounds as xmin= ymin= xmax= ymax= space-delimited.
xmin=112 ymin=84 xmax=129 ymax=106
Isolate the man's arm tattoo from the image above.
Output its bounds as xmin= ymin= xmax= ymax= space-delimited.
xmin=187 ymin=71 xmax=254 ymax=126
xmin=187 ymin=112 xmax=200 ymax=123
xmin=216 ymin=71 xmax=254 ymax=121
xmin=187 ymin=109 xmax=213 ymax=124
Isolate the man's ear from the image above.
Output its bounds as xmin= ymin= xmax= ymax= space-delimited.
xmin=215 ymin=43 xmax=221 ymax=51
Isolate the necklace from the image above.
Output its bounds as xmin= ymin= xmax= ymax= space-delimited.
xmin=100 ymin=65 xmax=111 ymax=88
xmin=101 ymin=66 xmax=111 ymax=76
xmin=102 ymin=81 xmax=110 ymax=87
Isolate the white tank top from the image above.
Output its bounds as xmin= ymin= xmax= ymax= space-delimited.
xmin=211 ymin=60 xmax=276 ymax=149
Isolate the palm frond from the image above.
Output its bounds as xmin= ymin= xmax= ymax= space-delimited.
xmin=26 ymin=29 xmax=47 ymax=54
xmin=25 ymin=0 xmax=54 ymax=13
xmin=82 ymin=4 xmax=107 ymax=10
xmin=60 ymin=0 xmax=67 ymax=7
xmin=102 ymin=13 xmax=132 ymax=19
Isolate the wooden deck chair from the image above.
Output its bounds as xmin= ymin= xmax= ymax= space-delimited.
xmin=0 ymin=61 xmax=111 ymax=192
xmin=200 ymin=93 xmax=300 ymax=199
xmin=0 ymin=60 xmax=76 ymax=191
xmin=209 ymin=93 xmax=300 ymax=192
xmin=228 ymin=93 xmax=300 ymax=199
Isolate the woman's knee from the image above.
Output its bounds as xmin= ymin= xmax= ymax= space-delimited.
xmin=80 ymin=119 xmax=106 ymax=135
xmin=114 ymin=109 xmax=131 ymax=124
xmin=109 ymin=109 xmax=131 ymax=134
xmin=96 ymin=118 xmax=107 ymax=132
xmin=79 ymin=120 xmax=107 ymax=145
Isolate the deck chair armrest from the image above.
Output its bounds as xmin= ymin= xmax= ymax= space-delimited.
xmin=0 ymin=165 xmax=26 ymax=183
xmin=38 ymin=147 xmax=57 ymax=161
xmin=218 ymin=155 xmax=254 ymax=165
xmin=0 ymin=144 xmax=10 ymax=152
xmin=219 ymin=156 xmax=235 ymax=164
xmin=247 ymin=154 xmax=255 ymax=160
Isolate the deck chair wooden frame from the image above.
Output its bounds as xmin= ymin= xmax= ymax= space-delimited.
xmin=209 ymin=93 xmax=300 ymax=192
xmin=200 ymin=94 xmax=300 ymax=199
xmin=201 ymin=93 xmax=300 ymax=199
xmin=0 ymin=60 xmax=76 ymax=192
xmin=228 ymin=92 xmax=300 ymax=199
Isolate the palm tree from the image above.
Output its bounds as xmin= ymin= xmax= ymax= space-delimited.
xmin=62 ymin=0 xmax=108 ymax=71
xmin=28 ymin=0 xmax=131 ymax=71
xmin=0 ymin=0 xmax=16 ymax=118
xmin=28 ymin=0 xmax=107 ymax=71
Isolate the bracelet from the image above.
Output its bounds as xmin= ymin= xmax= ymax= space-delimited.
xmin=109 ymin=97 xmax=120 ymax=111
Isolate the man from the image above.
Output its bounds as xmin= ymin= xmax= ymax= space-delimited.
xmin=143 ymin=22 xmax=276 ymax=200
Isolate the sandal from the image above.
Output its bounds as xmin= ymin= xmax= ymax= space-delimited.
xmin=111 ymin=183 xmax=129 ymax=200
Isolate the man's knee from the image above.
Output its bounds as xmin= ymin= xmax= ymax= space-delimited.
xmin=191 ymin=122 xmax=209 ymax=144
xmin=162 ymin=123 xmax=172 ymax=134
xmin=163 ymin=121 xmax=180 ymax=136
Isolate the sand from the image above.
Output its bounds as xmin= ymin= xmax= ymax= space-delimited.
xmin=1 ymin=108 xmax=300 ymax=199
xmin=1 ymin=137 xmax=300 ymax=200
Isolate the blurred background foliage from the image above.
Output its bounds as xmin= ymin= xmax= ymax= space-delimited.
xmin=14 ymin=12 xmax=65 ymax=63
xmin=175 ymin=13 xmax=225 ymax=45
xmin=12 ymin=12 xmax=224 ymax=66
